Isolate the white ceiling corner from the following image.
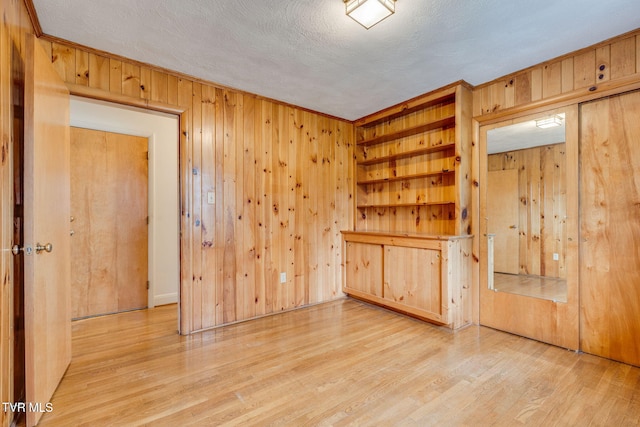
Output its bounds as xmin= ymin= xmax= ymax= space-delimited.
xmin=33 ymin=0 xmax=640 ymax=121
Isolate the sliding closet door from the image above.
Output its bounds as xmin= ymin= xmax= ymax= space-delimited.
xmin=580 ymin=90 xmax=640 ymax=367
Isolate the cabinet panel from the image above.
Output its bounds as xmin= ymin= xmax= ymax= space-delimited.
xmin=345 ymin=242 xmax=383 ymax=298
xmin=384 ymin=246 xmax=442 ymax=317
xmin=342 ymin=232 xmax=471 ymax=329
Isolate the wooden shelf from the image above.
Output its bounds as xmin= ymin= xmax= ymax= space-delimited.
xmin=356 ymin=201 xmax=455 ymax=209
xmin=357 ymin=116 xmax=455 ymax=147
xmin=358 ymin=142 xmax=455 ymax=166
xmin=357 ymin=169 xmax=454 ymax=186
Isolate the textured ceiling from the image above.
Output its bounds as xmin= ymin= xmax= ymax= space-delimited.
xmin=33 ymin=0 xmax=640 ymax=120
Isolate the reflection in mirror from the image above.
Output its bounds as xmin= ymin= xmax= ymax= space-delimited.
xmin=486 ymin=113 xmax=567 ymax=303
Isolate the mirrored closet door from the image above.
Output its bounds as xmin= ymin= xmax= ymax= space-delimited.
xmin=479 ymin=107 xmax=579 ymax=350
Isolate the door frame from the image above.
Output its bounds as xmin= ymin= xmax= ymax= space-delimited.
xmin=478 ymin=105 xmax=580 ymax=350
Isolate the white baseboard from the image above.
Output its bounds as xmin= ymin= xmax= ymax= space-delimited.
xmin=154 ymin=293 xmax=178 ymax=306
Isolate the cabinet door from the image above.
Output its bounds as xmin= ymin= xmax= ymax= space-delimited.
xmin=345 ymin=242 xmax=383 ymax=297
xmin=383 ymin=246 xmax=442 ymax=317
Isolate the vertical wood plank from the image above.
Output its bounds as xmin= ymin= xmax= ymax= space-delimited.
xmin=177 ymin=78 xmax=193 ymax=334
xmin=573 ymin=50 xmax=595 ymax=89
xmin=75 ymin=50 xmax=89 ymax=86
xmin=542 ymin=62 xmax=562 ymax=98
xmin=200 ymin=84 xmax=216 ymax=328
xmin=214 ymin=88 xmax=226 ymax=323
xmin=610 ymin=36 xmax=636 ymax=79
xmin=561 ymin=57 xmax=574 ymax=93
xmin=121 ymin=62 xmax=141 ymax=98
xmin=514 ymin=72 xmax=532 ymax=106
xmin=88 ymin=53 xmax=110 ymax=91
xmin=530 ymin=68 xmax=543 ymax=102
xmin=51 ymin=42 xmax=76 ymax=83
xmin=167 ymin=75 xmax=179 ymax=106
xmin=222 ymin=90 xmax=237 ymax=322
xmin=191 ymin=83 xmax=203 ymax=331
xmin=242 ymin=96 xmax=257 ymax=319
xmin=109 ymin=59 xmax=122 ymax=94
xmin=233 ymin=93 xmax=245 ymax=319
xmin=253 ymin=100 xmax=266 ymax=316
xmin=595 ymin=45 xmax=611 ymax=83
xmin=293 ymin=108 xmax=306 ymax=306
xmin=263 ymin=101 xmax=275 ymax=313
xmin=140 ymin=67 xmax=151 ymax=100
xmin=151 ymin=70 xmax=168 ymax=104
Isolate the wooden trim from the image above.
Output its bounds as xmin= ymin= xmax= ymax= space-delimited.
xmin=473 ymin=75 xmax=640 ymax=125
xmin=344 ymin=288 xmax=447 ymax=324
xmin=23 ymin=0 xmax=42 ymax=37
xmin=342 ymin=230 xmax=472 ymax=247
xmin=66 ymin=83 xmax=186 ymax=115
xmin=39 ymin=34 xmax=352 ymax=124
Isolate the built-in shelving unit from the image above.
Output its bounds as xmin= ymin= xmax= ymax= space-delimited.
xmin=343 ymin=81 xmax=473 ymax=329
xmin=353 ymin=81 xmax=472 ymax=236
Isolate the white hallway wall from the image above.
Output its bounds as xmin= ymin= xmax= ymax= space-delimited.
xmin=70 ymin=96 xmax=180 ymax=308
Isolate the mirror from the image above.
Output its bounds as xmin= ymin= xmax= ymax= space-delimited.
xmin=486 ymin=113 xmax=567 ymax=303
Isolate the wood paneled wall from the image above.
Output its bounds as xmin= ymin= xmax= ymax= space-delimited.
xmin=473 ymin=30 xmax=640 ymax=119
xmin=488 ymin=144 xmax=567 ymax=279
xmin=35 ymin=39 xmax=355 ymax=333
xmin=0 ymin=1 xmax=35 ymax=425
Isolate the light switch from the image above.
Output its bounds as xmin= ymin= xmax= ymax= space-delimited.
xmin=207 ymin=191 xmax=215 ymax=204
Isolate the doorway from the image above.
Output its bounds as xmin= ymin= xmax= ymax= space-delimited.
xmin=70 ymin=97 xmax=180 ymax=312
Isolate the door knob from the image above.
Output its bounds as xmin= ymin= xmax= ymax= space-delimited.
xmin=12 ymin=245 xmax=33 ymax=256
xmin=509 ymin=225 xmax=517 ymax=229
xmin=36 ymin=243 xmax=53 ymax=254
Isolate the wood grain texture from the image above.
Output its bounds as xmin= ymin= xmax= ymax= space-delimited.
xmin=580 ymin=90 xmax=640 ymax=367
xmin=487 ymin=169 xmax=519 ymax=274
xmin=24 ymin=34 xmax=71 ymax=427
xmin=479 ymin=107 xmax=579 ymax=351
xmin=38 ymin=39 xmax=355 ymax=333
xmin=70 ymin=128 xmax=148 ymax=318
xmin=473 ymin=30 xmax=640 ymax=120
xmin=345 ymin=242 xmax=383 ymax=297
xmin=37 ymin=300 xmax=640 ymax=426
xmin=343 ymin=232 xmax=471 ymax=328
xmin=488 ymin=144 xmax=567 ymax=278
xmin=354 ymin=84 xmax=470 ymax=236
xmin=0 ymin=2 xmax=38 ymax=426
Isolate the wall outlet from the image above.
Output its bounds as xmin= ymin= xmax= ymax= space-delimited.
xmin=207 ymin=191 xmax=215 ymax=204
xmin=553 ymin=253 xmax=559 ymax=261
xmin=280 ymin=272 xmax=286 ymax=283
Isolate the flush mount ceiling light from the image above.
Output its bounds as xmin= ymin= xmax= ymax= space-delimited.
xmin=345 ymin=0 xmax=396 ymax=29
xmin=535 ymin=115 xmax=564 ymax=129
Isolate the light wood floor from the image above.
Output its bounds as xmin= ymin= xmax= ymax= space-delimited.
xmin=493 ymin=273 xmax=568 ymax=303
xmin=38 ymin=299 xmax=640 ymax=426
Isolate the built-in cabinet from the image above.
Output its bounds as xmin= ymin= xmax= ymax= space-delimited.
xmin=343 ymin=232 xmax=472 ymax=328
xmin=343 ymin=82 xmax=473 ymax=328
